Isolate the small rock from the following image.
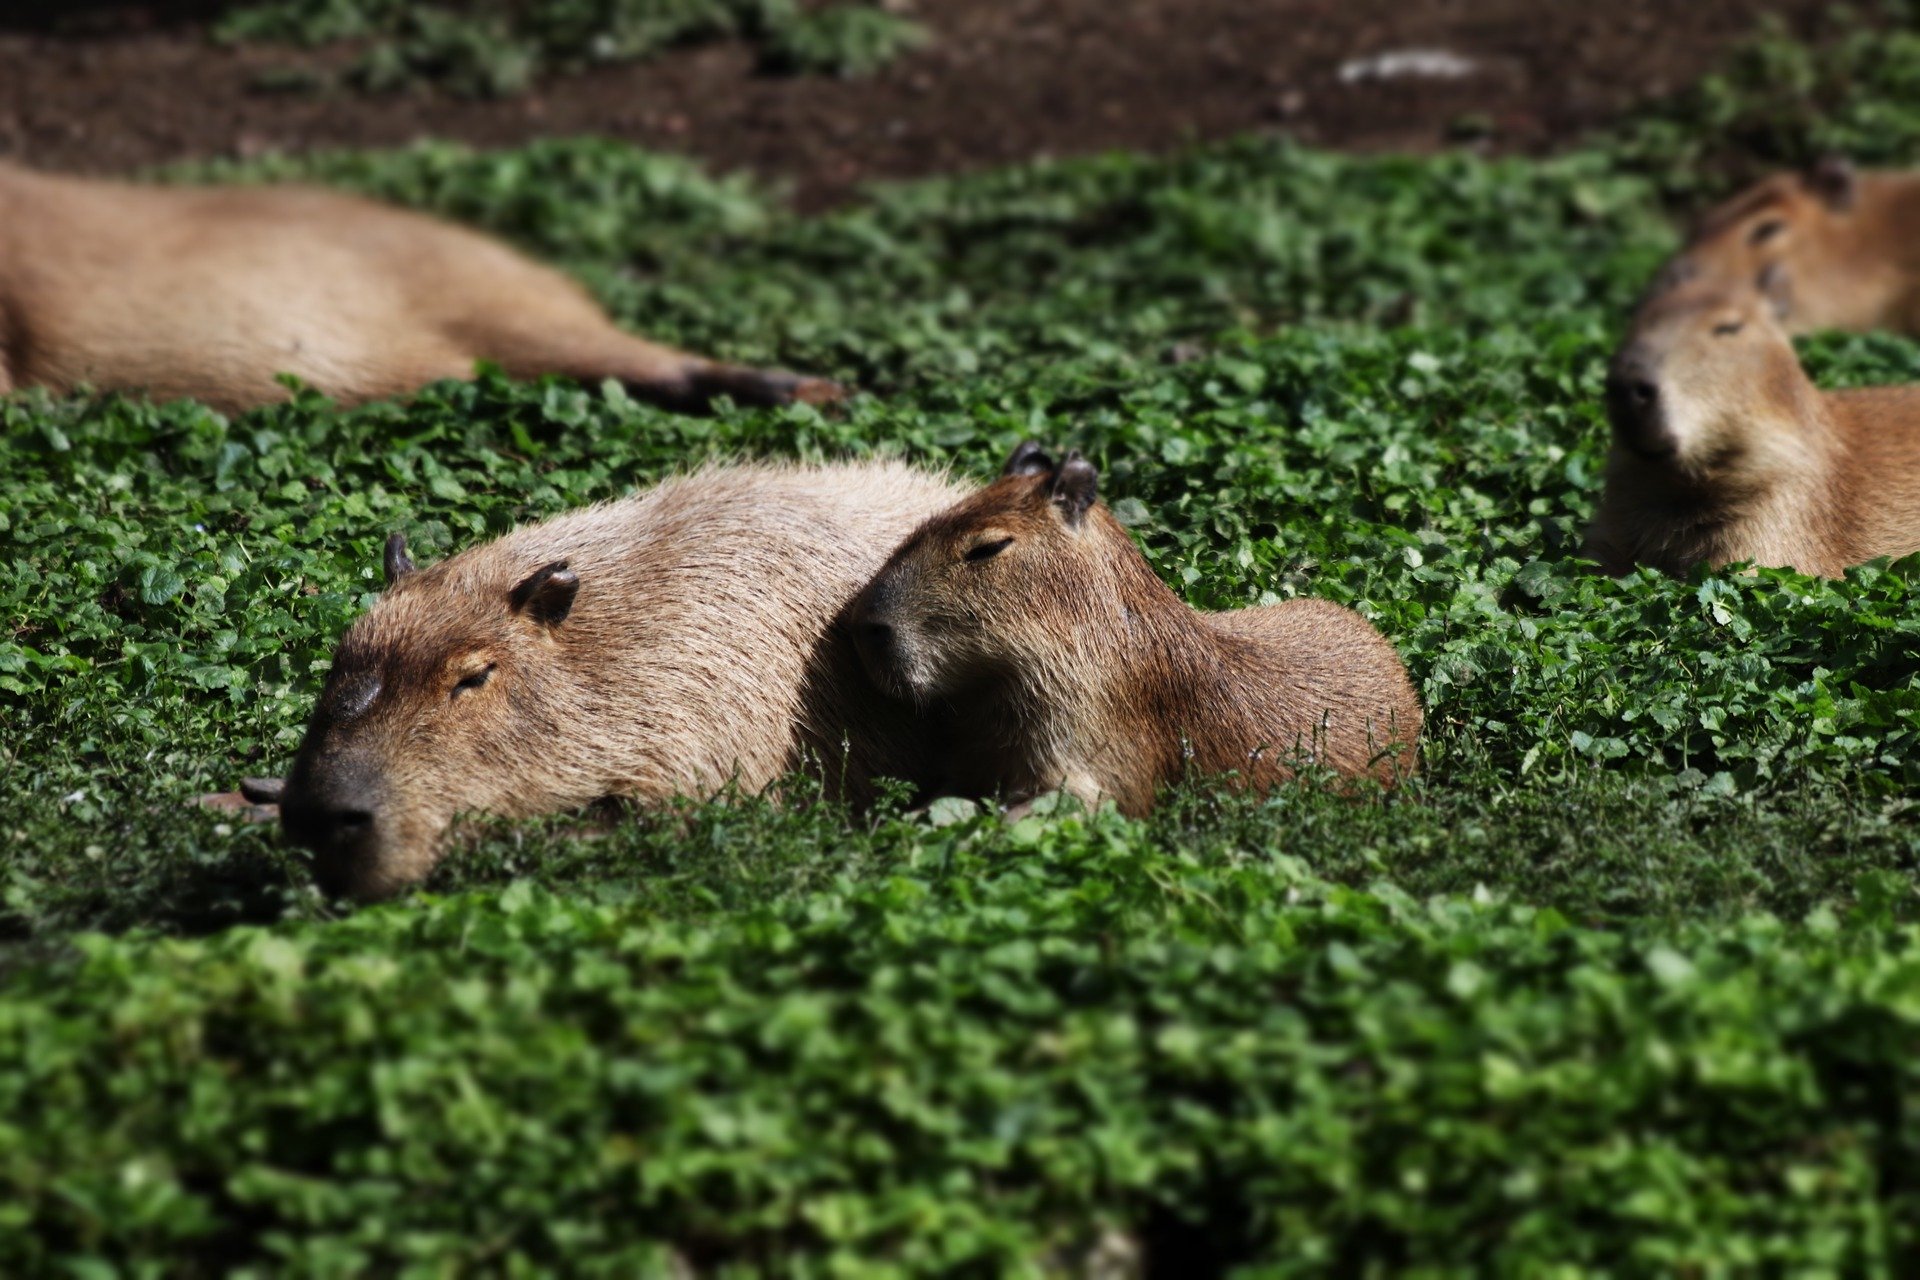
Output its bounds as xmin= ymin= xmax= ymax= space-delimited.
xmin=1338 ymin=48 xmax=1480 ymax=84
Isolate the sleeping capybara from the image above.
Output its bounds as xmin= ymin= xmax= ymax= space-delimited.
xmin=0 ymin=161 xmax=841 ymax=414
xmin=849 ymin=443 xmax=1421 ymax=814
xmin=274 ymin=459 xmax=968 ymax=900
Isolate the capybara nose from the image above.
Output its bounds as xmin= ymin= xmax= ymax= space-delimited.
xmin=286 ymin=803 xmax=380 ymax=899
xmin=326 ymin=806 xmax=374 ymax=839
xmin=1604 ymin=352 xmax=1674 ymax=460
xmin=1613 ymin=374 xmax=1659 ymax=416
xmin=282 ymin=795 xmax=375 ymax=851
xmin=854 ymin=620 xmax=896 ymax=677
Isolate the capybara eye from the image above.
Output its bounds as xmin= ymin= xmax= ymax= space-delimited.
xmin=964 ymin=537 xmax=1014 ymax=563
xmin=1748 ymin=219 xmax=1785 ymax=246
xmin=451 ymin=663 xmax=496 ymax=698
xmin=1712 ymin=320 xmax=1745 ymax=337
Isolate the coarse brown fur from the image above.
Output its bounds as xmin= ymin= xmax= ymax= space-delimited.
xmin=849 ymin=444 xmax=1422 ymax=815
xmin=0 ymin=162 xmax=842 ymax=414
xmin=1588 ymin=278 xmax=1920 ymax=577
xmin=1648 ymin=157 xmax=1920 ymax=336
xmin=278 ymin=459 xmax=970 ymax=900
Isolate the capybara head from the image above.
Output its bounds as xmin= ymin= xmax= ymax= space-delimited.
xmin=1647 ymin=156 xmax=1860 ymax=328
xmin=853 ymin=442 xmax=1113 ymax=704
xmin=1605 ymin=277 xmax=1816 ymax=483
xmin=279 ymin=533 xmax=583 ymax=901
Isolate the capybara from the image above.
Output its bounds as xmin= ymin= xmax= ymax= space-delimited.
xmin=849 ymin=443 xmax=1422 ymax=814
xmin=276 ymin=459 xmax=968 ymax=900
xmin=0 ymin=161 xmax=842 ymax=414
xmin=1588 ymin=278 xmax=1920 ymax=577
xmin=1646 ymin=157 xmax=1920 ymax=336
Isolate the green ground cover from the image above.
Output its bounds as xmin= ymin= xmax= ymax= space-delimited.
xmin=214 ymin=0 xmax=925 ymax=96
xmin=6 ymin=13 xmax=1920 ymax=1272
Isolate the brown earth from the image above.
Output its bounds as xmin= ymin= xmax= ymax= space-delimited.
xmin=0 ymin=2 xmax=1855 ymax=207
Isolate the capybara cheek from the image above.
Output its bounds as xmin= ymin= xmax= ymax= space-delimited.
xmin=386 ymin=805 xmax=456 ymax=885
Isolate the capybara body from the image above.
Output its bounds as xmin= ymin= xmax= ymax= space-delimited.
xmin=850 ymin=444 xmax=1422 ymax=815
xmin=0 ymin=162 xmax=841 ymax=414
xmin=1649 ymin=158 xmax=1920 ymax=336
xmin=1589 ymin=280 xmax=1920 ymax=578
xmin=279 ymin=460 xmax=969 ymax=900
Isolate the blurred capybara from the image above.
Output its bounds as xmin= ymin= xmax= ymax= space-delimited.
xmin=0 ymin=162 xmax=843 ymax=414
xmin=276 ymin=460 xmax=968 ymax=900
xmin=1589 ymin=278 xmax=1920 ymax=577
xmin=1646 ymin=157 xmax=1920 ymax=336
xmin=849 ymin=443 xmax=1422 ymax=814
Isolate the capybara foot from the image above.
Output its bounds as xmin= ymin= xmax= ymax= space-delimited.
xmin=690 ymin=365 xmax=850 ymax=410
xmin=241 ymin=776 xmax=287 ymax=804
xmin=194 ymin=790 xmax=281 ymax=822
xmin=789 ymin=376 xmax=850 ymax=407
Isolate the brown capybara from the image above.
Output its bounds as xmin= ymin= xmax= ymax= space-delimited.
xmin=1646 ymin=157 xmax=1920 ymax=336
xmin=1588 ymin=278 xmax=1920 ymax=578
xmin=848 ymin=443 xmax=1422 ymax=815
xmin=0 ymin=162 xmax=843 ymax=414
xmin=273 ymin=459 xmax=969 ymax=900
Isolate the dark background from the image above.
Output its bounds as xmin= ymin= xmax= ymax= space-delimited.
xmin=0 ymin=1 xmax=1850 ymax=207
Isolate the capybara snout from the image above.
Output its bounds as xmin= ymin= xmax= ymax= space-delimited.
xmin=279 ymin=752 xmax=385 ymax=900
xmin=849 ymin=614 xmax=905 ymax=697
xmin=1604 ymin=342 xmax=1672 ymax=460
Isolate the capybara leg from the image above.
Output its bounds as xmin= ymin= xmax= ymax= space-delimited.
xmin=682 ymin=359 xmax=849 ymax=411
xmin=490 ymin=327 xmax=847 ymax=412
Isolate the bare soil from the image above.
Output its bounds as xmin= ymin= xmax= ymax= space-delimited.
xmin=0 ymin=2 xmax=1851 ymax=206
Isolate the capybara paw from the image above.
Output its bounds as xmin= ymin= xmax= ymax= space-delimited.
xmin=240 ymin=776 xmax=287 ymax=804
xmin=787 ymin=376 xmax=851 ymax=407
xmin=194 ymin=790 xmax=280 ymax=822
xmin=696 ymin=365 xmax=850 ymax=409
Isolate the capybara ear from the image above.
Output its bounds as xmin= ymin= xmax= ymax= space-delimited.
xmin=1758 ymin=262 xmax=1794 ymax=319
xmin=1806 ymin=154 xmax=1857 ymax=211
xmin=1050 ymin=451 xmax=1098 ymax=526
xmin=1004 ymin=441 xmax=1056 ymax=477
xmin=510 ymin=560 xmax=580 ymax=627
xmin=384 ymin=532 xmax=416 ymax=585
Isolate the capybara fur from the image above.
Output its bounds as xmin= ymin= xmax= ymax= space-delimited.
xmin=850 ymin=444 xmax=1422 ymax=815
xmin=279 ymin=460 xmax=969 ymax=900
xmin=1589 ymin=278 xmax=1920 ymax=577
xmin=1647 ymin=157 xmax=1920 ymax=337
xmin=0 ymin=161 xmax=843 ymax=414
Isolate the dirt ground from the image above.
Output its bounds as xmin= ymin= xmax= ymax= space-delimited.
xmin=0 ymin=1 xmax=1853 ymax=206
